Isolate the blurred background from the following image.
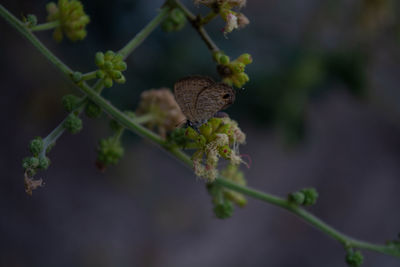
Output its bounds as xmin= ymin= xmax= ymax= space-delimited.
xmin=1 ymin=0 xmax=400 ymax=266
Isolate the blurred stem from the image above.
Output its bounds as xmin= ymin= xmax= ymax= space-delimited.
xmin=118 ymin=6 xmax=170 ymax=59
xmin=81 ymin=71 xmax=97 ymax=81
xmin=0 ymin=4 xmax=72 ymax=75
xmin=200 ymin=11 xmax=218 ymax=25
xmin=1 ymin=1 xmax=400 ymax=261
xmin=172 ymin=0 xmax=220 ymax=52
xmin=30 ymin=21 xmax=60 ymax=31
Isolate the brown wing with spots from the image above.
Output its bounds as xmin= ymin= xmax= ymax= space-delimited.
xmin=195 ymin=83 xmax=235 ymax=123
xmin=174 ymin=76 xmax=214 ymax=123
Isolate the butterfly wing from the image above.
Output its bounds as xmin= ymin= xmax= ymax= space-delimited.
xmin=174 ymin=76 xmax=214 ymax=123
xmin=195 ymin=83 xmax=236 ymax=123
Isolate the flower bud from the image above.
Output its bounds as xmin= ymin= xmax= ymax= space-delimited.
xmin=96 ymin=70 xmax=105 ymax=79
xmin=185 ymin=127 xmax=199 ymax=140
xmin=345 ymin=250 xmax=363 ymax=267
xmin=95 ymin=52 xmax=105 ymax=67
xmin=72 ymin=71 xmax=82 ymax=82
xmin=62 ymin=94 xmax=80 ymax=112
xmin=85 ymin=101 xmax=102 ymax=118
xmin=237 ymin=53 xmax=252 ymax=64
xmin=104 ymin=77 xmax=113 ymax=88
xmin=29 ymin=137 xmax=43 ymax=156
xmin=38 ymin=156 xmax=51 ymax=170
xmin=64 ymin=113 xmax=82 ymax=134
xmin=26 ymin=14 xmax=38 ymax=27
xmin=199 ymin=122 xmax=213 ymax=138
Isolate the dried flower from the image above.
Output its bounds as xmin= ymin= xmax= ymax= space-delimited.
xmin=136 ymin=88 xmax=186 ymax=138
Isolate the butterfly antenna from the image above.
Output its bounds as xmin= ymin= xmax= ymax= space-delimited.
xmin=239 ymin=154 xmax=252 ymax=169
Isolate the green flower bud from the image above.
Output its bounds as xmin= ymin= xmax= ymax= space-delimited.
xmin=96 ymin=70 xmax=105 ymax=79
xmin=170 ymin=8 xmax=185 ymax=24
xmin=110 ymin=70 xmax=122 ymax=80
xmin=168 ymin=127 xmax=188 ymax=147
xmin=96 ymin=137 xmax=124 ymax=167
xmin=104 ymin=50 xmax=115 ymax=60
xmin=26 ymin=14 xmax=38 ymax=27
xmin=288 ymin=191 xmax=305 ymax=205
xmin=218 ymin=145 xmax=231 ymax=159
xmin=196 ymin=135 xmax=207 ymax=146
xmin=46 ymin=0 xmax=90 ymax=42
xmin=29 ymin=157 xmax=39 ymax=169
xmin=220 ymin=55 xmax=230 ymax=64
xmin=38 ymin=156 xmax=51 ymax=170
xmin=237 ymin=72 xmax=249 ymax=84
xmin=217 ymin=124 xmax=232 ymax=136
xmin=237 ymin=53 xmax=253 ymax=65
xmin=29 ymin=137 xmax=43 ymax=156
xmin=22 ymin=156 xmax=39 ymax=170
xmin=112 ymin=54 xmax=123 ymax=63
xmin=288 ymin=188 xmax=318 ymax=206
xmin=104 ymin=61 xmax=113 ymax=70
xmin=185 ymin=127 xmax=199 ymax=140
xmin=209 ymin=118 xmax=222 ymax=131
xmin=199 ymin=122 xmax=213 ymax=138
xmin=115 ymin=74 xmax=126 ymax=84
xmin=103 ymin=77 xmax=113 ymax=88
xmin=62 ymin=94 xmax=80 ymax=112
xmin=232 ymin=62 xmax=245 ymax=73
xmin=302 ymin=188 xmax=318 ymax=206
xmin=115 ymin=61 xmax=127 ymax=71
xmin=72 ymin=71 xmax=82 ymax=82
xmin=109 ymin=119 xmax=122 ymax=132
xmin=214 ymin=200 xmax=234 ymax=219
xmin=85 ymin=101 xmax=102 ymax=118
xmin=345 ymin=250 xmax=363 ymax=267
xmin=161 ymin=19 xmax=175 ymax=32
xmin=64 ymin=113 xmax=82 ymax=134
xmin=95 ymin=52 xmax=105 ymax=67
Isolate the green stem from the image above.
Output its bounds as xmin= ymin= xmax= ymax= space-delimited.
xmin=30 ymin=20 xmax=60 ymax=31
xmin=2 ymin=1 xmax=399 ymax=261
xmin=81 ymin=71 xmax=97 ymax=81
xmin=118 ymin=6 xmax=170 ymax=59
xmin=0 ymin=4 xmax=72 ymax=75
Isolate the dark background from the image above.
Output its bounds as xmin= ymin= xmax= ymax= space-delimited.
xmin=1 ymin=0 xmax=400 ymax=266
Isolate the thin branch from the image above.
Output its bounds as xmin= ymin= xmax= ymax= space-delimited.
xmin=30 ymin=20 xmax=60 ymax=31
xmin=173 ymin=0 xmax=220 ymax=52
xmin=1 ymin=2 xmax=400 ymax=260
xmin=118 ymin=6 xmax=170 ymax=59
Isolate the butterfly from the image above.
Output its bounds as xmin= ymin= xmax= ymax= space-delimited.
xmin=174 ymin=75 xmax=236 ymax=127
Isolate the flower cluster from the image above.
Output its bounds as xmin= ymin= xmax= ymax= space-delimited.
xmin=162 ymin=8 xmax=186 ymax=32
xmin=214 ymin=52 xmax=252 ymax=88
xmin=207 ymin=164 xmax=247 ymax=219
xmin=46 ymin=0 xmax=90 ymax=42
xmin=345 ymin=249 xmax=363 ymax=267
xmin=136 ymin=88 xmax=186 ymax=138
xmin=185 ymin=117 xmax=246 ymax=181
xmin=95 ymin=51 xmax=127 ymax=88
xmin=22 ymin=137 xmax=51 ymax=195
xmin=194 ymin=0 xmax=249 ymax=35
xmin=288 ymin=188 xmax=319 ymax=206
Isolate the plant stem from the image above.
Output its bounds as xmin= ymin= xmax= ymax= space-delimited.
xmin=1 ymin=2 xmax=399 ymax=260
xmin=81 ymin=71 xmax=97 ymax=81
xmin=30 ymin=20 xmax=60 ymax=31
xmin=0 ymin=4 xmax=72 ymax=76
xmin=200 ymin=11 xmax=218 ymax=25
xmin=118 ymin=6 xmax=170 ymax=59
xmin=173 ymin=0 xmax=220 ymax=52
